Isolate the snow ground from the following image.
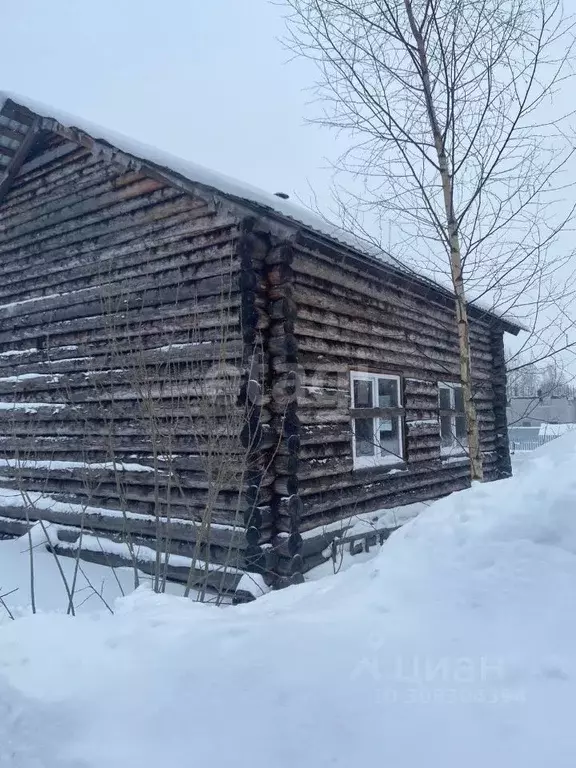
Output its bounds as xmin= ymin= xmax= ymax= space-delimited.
xmin=0 ymin=535 xmax=134 ymax=618
xmin=1 ymin=437 xmax=576 ymax=767
xmin=0 ymin=528 xmax=198 ymax=620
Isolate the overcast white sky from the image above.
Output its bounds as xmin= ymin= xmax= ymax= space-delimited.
xmin=1 ymin=0 xmax=338 ymax=210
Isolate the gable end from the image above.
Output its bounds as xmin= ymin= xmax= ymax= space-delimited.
xmin=0 ymin=98 xmax=42 ymax=206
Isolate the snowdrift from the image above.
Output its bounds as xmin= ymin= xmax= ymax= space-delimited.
xmin=2 ymin=434 xmax=576 ymax=767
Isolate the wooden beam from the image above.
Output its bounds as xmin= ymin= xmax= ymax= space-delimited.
xmin=0 ymin=126 xmax=28 ymax=142
xmin=17 ymin=139 xmax=80 ymax=176
xmin=0 ymin=99 xmax=36 ymax=126
xmin=0 ymin=119 xmax=41 ymax=207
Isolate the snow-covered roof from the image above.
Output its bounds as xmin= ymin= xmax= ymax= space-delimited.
xmin=0 ymin=91 xmax=522 ymax=333
xmin=0 ymin=91 xmax=385 ymax=257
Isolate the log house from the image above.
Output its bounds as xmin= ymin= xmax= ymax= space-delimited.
xmin=0 ymin=93 xmax=520 ymax=596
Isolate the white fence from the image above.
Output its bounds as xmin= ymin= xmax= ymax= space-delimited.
xmin=509 ymin=435 xmax=558 ymax=452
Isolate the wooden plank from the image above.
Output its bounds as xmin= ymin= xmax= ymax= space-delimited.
xmin=0 ymin=100 xmax=36 ymax=126
xmin=0 ymin=126 xmax=27 ymax=143
xmin=0 ymin=211 xmax=234 ymax=297
xmin=50 ymin=540 xmax=244 ymax=593
xmin=0 ymin=121 xmax=40 ymax=207
xmin=0 ymin=503 xmax=248 ymax=549
xmin=16 ymin=140 xmax=84 ymax=177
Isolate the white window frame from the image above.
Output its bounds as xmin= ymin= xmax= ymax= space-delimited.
xmin=438 ymin=381 xmax=468 ymax=457
xmin=350 ymin=371 xmax=404 ymax=470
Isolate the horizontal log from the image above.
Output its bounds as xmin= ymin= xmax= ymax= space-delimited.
xmin=293 ymin=270 xmax=492 ymax=351
xmin=1 ymin=216 xmax=232 ymax=301
xmin=0 ymin=340 xmax=246 ymax=379
xmin=293 ymin=316 xmax=493 ymax=367
xmin=0 ymin=223 xmax=239 ymax=303
xmin=13 ymin=141 xmax=86 ymax=180
xmin=280 ymin=475 xmax=474 ymax=533
xmin=295 ymin=291 xmax=492 ymax=354
xmin=0 ymin=101 xmax=36 ymax=126
xmin=0 ymin=196 xmax=202 ymax=278
xmin=273 ymin=521 xmax=398 ymax=560
xmin=0 ymin=476 xmax=272 ymax=512
xmin=405 ymin=420 xmax=440 ymax=436
xmin=0 ymin=268 xmax=241 ymax=332
xmin=293 ymin=334 xmax=492 ymax=381
xmin=0 ymin=463 xmax=273 ymax=490
xmin=0 ymin=399 xmax=255 ymax=424
xmin=52 ymin=520 xmax=245 ymax=565
xmin=0 ymin=505 xmax=254 ymax=559
xmin=0 ymin=516 xmax=29 ymax=537
xmin=50 ymin=539 xmax=244 ymax=593
xmin=0 ymin=125 xmax=29 ymax=143
xmin=281 ymin=350 xmax=493 ymax=385
xmin=0 ymin=183 xmax=184 ymax=256
xmin=0 ymin=292 xmax=242 ymax=347
xmin=407 ymin=446 xmax=443 ymax=463
xmin=1 ymin=170 xmax=161 ymax=244
xmin=281 ymin=441 xmax=351 ymax=459
xmin=0 ymin=503 xmax=250 ymax=549
xmin=5 ymin=151 xmax=102 ymax=206
xmin=0 ymin=430 xmax=270 ymax=455
xmin=285 ymin=462 xmax=474 ymax=517
xmin=292 ymin=241 xmax=493 ymax=336
xmin=0 ymin=201 xmax=209 ymax=281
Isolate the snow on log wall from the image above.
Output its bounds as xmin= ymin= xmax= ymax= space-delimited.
xmin=0 ymin=126 xmax=267 ymax=592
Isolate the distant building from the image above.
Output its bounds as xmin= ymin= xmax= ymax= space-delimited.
xmin=507 ymin=396 xmax=576 ymax=428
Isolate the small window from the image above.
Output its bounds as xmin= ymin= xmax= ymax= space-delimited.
xmin=350 ymin=372 xmax=404 ymax=469
xmin=438 ymin=382 xmax=468 ymax=457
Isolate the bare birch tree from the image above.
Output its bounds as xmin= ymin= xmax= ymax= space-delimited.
xmin=285 ymin=0 xmax=576 ymax=479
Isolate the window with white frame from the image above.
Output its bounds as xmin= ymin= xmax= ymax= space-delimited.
xmin=350 ymin=372 xmax=404 ymax=469
xmin=438 ymin=382 xmax=468 ymax=455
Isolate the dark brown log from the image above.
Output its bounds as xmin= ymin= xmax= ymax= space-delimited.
xmin=265 ymin=243 xmax=295 ymax=266
xmin=0 ymin=503 xmax=249 ymax=548
xmin=50 ymin=539 xmax=244 ymax=593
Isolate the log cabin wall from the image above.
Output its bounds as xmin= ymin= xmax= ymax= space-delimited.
xmin=0 ymin=96 xmax=516 ymax=592
xmin=263 ymin=242 xmax=305 ymax=583
xmin=282 ymin=237 xmax=510 ymax=568
xmin=0 ymin=128 xmax=269 ymax=594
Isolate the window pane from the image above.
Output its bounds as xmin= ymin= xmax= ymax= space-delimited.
xmin=440 ymin=414 xmax=453 ymax=446
xmin=378 ymin=377 xmax=398 ymax=408
xmin=454 ymin=386 xmax=464 ymax=413
xmin=353 ymin=379 xmax=373 ymax=409
xmin=379 ymin=417 xmax=401 ymax=459
xmin=354 ymin=418 xmax=375 ymax=457
xmin=439 ymin=386 xmax=452 ymax=410
xmin=455 ymin=414 xmax=467 ymax=439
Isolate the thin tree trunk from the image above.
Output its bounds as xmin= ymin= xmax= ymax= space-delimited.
xmin=404 ymin=0 xmax=483 ymax=480
xmin=453 ymin=279 xmax=484 ymax=481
